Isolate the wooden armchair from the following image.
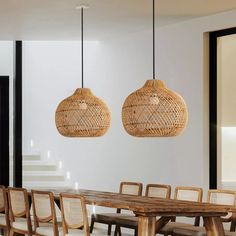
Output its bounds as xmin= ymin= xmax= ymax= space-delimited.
xmin=114 ymin=184 xmax=171 ymax=236
xmin=31 ymin=190 xmax=63 ymax=236
xmin=159 ymin=186 xmax=203 ymax=236
xmin=8 ymin=187 xmax=34 ymax=236
xmin=90 ymin=181 xmax=143 ymax=235
xmin=173 ymin=189 xmax=236 ymax=236
xmin=0 ymin=186 xmax=10 ymax=236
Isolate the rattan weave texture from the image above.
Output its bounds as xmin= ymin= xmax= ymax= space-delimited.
xmin=56 ymin=88 xmax=111 ymax=137
xmin=122 ymin=80 xmax=188 ymax=137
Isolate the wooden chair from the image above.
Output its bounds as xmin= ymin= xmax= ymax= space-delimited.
xmin=0 ymin=186 xmax=10 ymax=236
xmin=90 ymin=181 xmax=143 ymax=235
xmin=114 ymin=184 xmax=171 ymax=236
xmin=31 ymin=190 xmax=63 ymax=236
xmin=60 ymin=193 xmax=105 ymax=235
xmin=158 ymin=186 xmax=203 ymax=236
xmin=8 ymin=187 xmax=34 ymax=236
xmin=173 ymin=189 xmax=236 ymax=236
xmin=145 ymin=184 xmax=171 ymax=199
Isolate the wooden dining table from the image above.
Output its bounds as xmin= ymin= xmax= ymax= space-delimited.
xmin=40 ymin=188 xmax=234 ymax=236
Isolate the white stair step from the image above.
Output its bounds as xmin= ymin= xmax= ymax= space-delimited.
xmin=23 ymin=181 xmax=73 ymax=188
xmin=23 ymin=171 xmax=63 ymax=175
xmin=23 ymin=155 xmax=41 ymax=161
xmin=23 ymin=161 xmax=57 ymax=171
xmin=23 ymin=174 xmax=65 ymax=182
xmin=22 ymin=152 xmax=73 ymax=190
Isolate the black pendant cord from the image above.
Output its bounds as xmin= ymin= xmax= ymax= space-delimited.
xmin=81 ymin=7 xmax=84 ymax=88
xmin=153 ymin=0 xmax=156 ymax=80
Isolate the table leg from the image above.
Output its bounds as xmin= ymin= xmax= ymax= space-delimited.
xmin=138 ymin=216 xmax=156 ymax=236
xmin=203 ymin=216 xmax=225 ymax=236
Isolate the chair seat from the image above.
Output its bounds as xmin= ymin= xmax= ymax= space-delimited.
xmin=36 ymin=224 xmax=63 ymax=236
xmin=159 ymin=222 xmax=198 ymax=234
xmin=12 ymin=218 xmax=33 ymax=232
xmin=114 ymin=215 xmax=138 ymax=227
xmin=173 ymin=226 xmax=236 ymax=236
xmin=66 ymin=229 xmax=84 ymax=236
xmin=0 ymin=213 xmax=6 ymax=226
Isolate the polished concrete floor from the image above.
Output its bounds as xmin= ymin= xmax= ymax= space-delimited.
xmin=93 ymin=226 xmax=134 ymax=235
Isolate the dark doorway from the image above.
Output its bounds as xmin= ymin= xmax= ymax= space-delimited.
xmin=0 ymin=76 xmax=9 ymax=186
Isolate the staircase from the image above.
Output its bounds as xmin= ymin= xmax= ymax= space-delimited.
xmin=23 ymin=154 xmax=74 ymax=190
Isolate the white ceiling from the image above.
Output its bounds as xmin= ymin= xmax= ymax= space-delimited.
xmin=0 ymin=0 xmax=236 ymax=40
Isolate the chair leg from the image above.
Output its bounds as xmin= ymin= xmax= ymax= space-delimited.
xmin=118 ymin=226 xmax=122 ymax=236
xmin=108 ymin=224 xmax=112 ymax=235
xmin=114 ymin=225 xmax=118 ymax=236
xmin=90 ymin=217 xmax=95 ymax=233
xmin=9 ymin=229 xmax=14 ymax=236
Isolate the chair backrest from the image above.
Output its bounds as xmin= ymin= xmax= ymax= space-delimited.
xmin=117 ymin=182 xmax=142 ymax=214
xmin=174 ymin=186 xmax=203 ymax=202
xmin=145 ymin=184 xmax=171 ymax=199
xmin=0 ymin=185 xmax=10 ymax=228
xmin=208 ymin=189 xmax=236 ymax=206
xmin=8 ymin=187 xmax=32 ymax=233
xmin=31 ymin=190 xmax=59 ymax=235
xmin=0 ymin=186 xmax=5 ymax=212
xmin=173 ymin=186 xmax=203 ymax=226
xmin=0 ymin=186 xmax=7 ymax=213
xmin=207 ymin=189 xmax=236 ymax=222
xmin=119 ymin=182 xmax=143 ymax=196
xmin=60 ymin=193 xmax=90 ymax=236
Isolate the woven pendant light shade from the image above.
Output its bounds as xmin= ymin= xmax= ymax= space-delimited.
xmin=122 ymin=80 xmax=188 ymax=137
xmin=55 ymin=88 xmax=111 ymax=137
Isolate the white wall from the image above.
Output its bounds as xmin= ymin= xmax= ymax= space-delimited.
xmin=22 ymin=9 xmax=236 ymax=197
xmin=23 ymin=39 xmax=176 ymax=191
xmin=0 ymin=41 xmax=14 ymax=185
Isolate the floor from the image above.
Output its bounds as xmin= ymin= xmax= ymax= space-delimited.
xmin=93 ymin=226 xmax=134 ymax=235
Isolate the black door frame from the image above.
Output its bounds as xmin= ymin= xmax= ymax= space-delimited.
xmin=209 ymin=27 xmax=236 ymax=189
xmin=13 ymin=41 xmax=23 ymax=187
xmin=0 ymin=76 xmax=9 ymax=186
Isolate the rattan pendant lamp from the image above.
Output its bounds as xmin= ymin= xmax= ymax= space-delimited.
xmin=55 ymin=6 xmax=111 ymax=137
xmin=122 ymin=0 xmax=188 ymax=137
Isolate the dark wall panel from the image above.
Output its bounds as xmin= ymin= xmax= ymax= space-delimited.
xmin=0 ymin=76 xmax=9 ymax=186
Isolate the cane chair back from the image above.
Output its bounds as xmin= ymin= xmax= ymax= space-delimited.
xmin=174 ymin=186 xmax=203 ymax=224
xmin=175 ymin=187 xmax=203 ymax=202
xmin=60 ymin=193 xmax=90 ymax=235
xmin=119 ymin=182 xmax=142 ymax=196
xmin=145 ymin=184 xmax=171 ymax=199
xmin=208 ymin=189 xmax=236 ymax=222
xmin=0 ymin=186 xmax=5 ymax=211
xmin=8 ymin=187 xmax=33 ymax=235
xmin=0 ymin=186 xmax=10 ymax=235
xmin=31 ymin=190 xmax=61 ymax=236
xmin=118 ymin=182 xmax=142 ymax=214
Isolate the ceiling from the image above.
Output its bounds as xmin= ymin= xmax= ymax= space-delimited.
xmin=0 ymin=0 xmax=236 ymax=40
